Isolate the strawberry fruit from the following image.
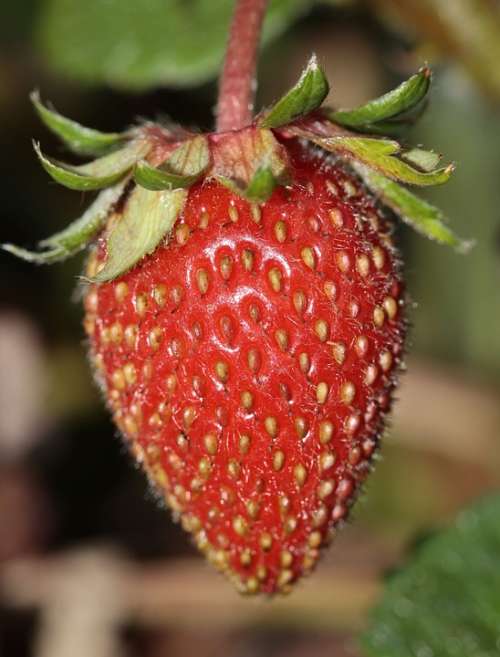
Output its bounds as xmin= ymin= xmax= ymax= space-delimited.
xmin=3 ymin=2 xmax=466 ymax=595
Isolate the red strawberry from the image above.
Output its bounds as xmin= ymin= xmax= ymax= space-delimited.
xmin=3 ymin=10 xmax=464 ymax=595
xmin=83 ymin=138 xmax=404 ymax=594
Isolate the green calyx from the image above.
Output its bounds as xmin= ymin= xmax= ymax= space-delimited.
xmin=3 ymin=60 xmax=467 ymax=282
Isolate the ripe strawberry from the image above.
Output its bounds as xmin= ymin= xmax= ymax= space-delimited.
xmin=4 ymin=47 xmax=464 ymax=593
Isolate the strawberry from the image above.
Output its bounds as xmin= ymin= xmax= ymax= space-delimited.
xmin=3 ymin=1 xmax=466 ymax=595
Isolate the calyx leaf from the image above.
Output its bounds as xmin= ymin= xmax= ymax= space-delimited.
xmin=92 ymin=186 xmax=187 ymax=282
xmin=35 ymin=139 xmax=150 ymax=191
xmin=2 ymin=180 xmax=127 ymax=264
xmin=259 ymin=54 xmax=329 ymax=129
xmin=292 ymin=128 xmax=453 ymax=186
xmin=31 ymin=90 xmax=125 ymax=156
xmin=354 ymin=163 xmax=470 ymax=251
xmin=134 ymin=135 xmax=210 ymax=190
xmin=329 ymin=68 xmax=431 ymax=135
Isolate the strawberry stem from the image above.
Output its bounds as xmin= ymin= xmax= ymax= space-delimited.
xmin=216 ymin=0 xmax=268 ymax=132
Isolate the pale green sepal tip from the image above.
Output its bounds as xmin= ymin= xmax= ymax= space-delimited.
xmin=92 ymin=187 xmax=188 ymax=283
xmin=259 ymin=54 xmax=329 ymax=129
xmin=134 ymin=160 xmax=201 ymax=190
xmin=354 ymin=164 xmax=471 ymax=252
xmin=244 ymin=167 xmax=277 ymax=202
xmin=2 ymin=243 xmax=67 ymax=264
xmin=31 ymin=90 xmax=125 ymax=156
xmin=330 ymin=67 xmax=431 ymax=132
xmin=34 ymin=140 xmax=148 ymax=191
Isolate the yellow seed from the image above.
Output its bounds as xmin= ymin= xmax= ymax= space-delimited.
xmin=293 ymin=290 xmax=306 ymax=315
xmin=170 ymin=285 xmax=183 ymax=307
xmin=246 ymin=577 xmax=260 ymax=594
xmin=336 ymin=251 xmax=351 ymax=273
xmin=241 ymin=390 xmax=254 ymax=410
xmin=123 ymin=415 xmax=138 ymax=438
xmin=199 ymin=210 xmax=209 ymax=229
xmin=166 ymin=373 xmax=178 ymax=393
xmin=280 ymin=550 xmax=293 ymax=568
xmin=251 ymin=204 xmax=262 ymax=224
xmin=242 ymin=249 xmax=254 ymax=271
xmin=345 ymin=413 xmax=361 ymax=434
xmin=265 ymin=416 xmax=278 ymax=438
xmin=273 ymin=450 xmax=285 ymax=471
xmin=383 ymin=296 xmax=398 ymax=320
xmin=124 ymin=324 xmax=138 ymax=347
xmin=355 ymin=335 xmax=369 ymax=357
xmin=274 ymin=329 xmax=288 ymax=351
xmin=153 ymin=284 xmax=167 ymax=307
xmin=204 ymin=433 xmax=218 ymax=455
xmin=110 ymin=322 xmax=123 ymax=344
xmin=340 ymin=381 xmax=356 ymax=404
xmin=319 ymin=421 xmax=334 ymax=444
xmin=246 ymin=499 xmax=260 ymax=519
xmin=274 ymin=220 xmax=287 ymax=242
xmin=177 ymin=433 xmax=189 ymax=450
xmin=233 ymin=515 xmax=248 ymax=536
xmin=239 ymin=434 xmax=251 ymax=454
xmin=196 ymin=268 xmax=209 ymax=295
xmin=278 ymin=569 xmax=293 ymax=588
xmin=174 ymin=222 xmax=191 ymax=245
xmin=111 ymin=369 xmax=125 ymax=391
xmin=247 ymin=348 xmax=261 ymax=372
xmin=294 ymin=463 xmax=307 ymax=487
xmin=373 ymin=306 xmax=385 ymax=327
xmin=318 ymin=479 xmax=335 ymax=500
xmin=331 ymin=342 xmax=346 ymax=365
xmin=314 ymin=319 xmax=329 ymax=342
xmin=260 ymin=532 xmax=273 ymax=551
xmin=316 ymin=382 xmax=329 ymax=404
xmin=256 ymin=565 xmax=268 ymax=581
xmin=323 ymin=280 xmax=337 ymax=300
xmin=320 ymin=451 xmax=336 ymax=471
xmin=294 ymin=417 xmax=307 ymax=439
xmin=123 ymin=363 xmax=137 ymax=386
xmin=329 ymin=208 xmax=343 ymax=228
xmin=268 ymin=267 xmax=282 ymax=293
xmin=372 ymin=246 xmax=385 ymax=270
xmin=284 ymin=516 xmax=298 ymax=534
xmin=198 ymin=457 xmax=211 ymax=477
xmin=148 ymin=326 xmax=163 ymax=350
xmin=312 ymin=504 xmax=328 ymax=528
xmin=228 ymin=459 xmax=240 ymax=478
xmin=301 ymin=246 xmax=316 ymax=269
xmin=240 ymin=549 xmax=252 ymax=566
xmin=356 ymin=254 xmax=370 ymax=277
xmin=114 ymin=282 xmax=128 ymax=303
xmin=183 ymin=406 xmax=196 ymax=428
xmin=134 ymin=293 xmax=148 ymax=318
xmin=219 ymin=255 xmax=233 ymax=280
xmin=326 ymin=180 xmax=338 ymax=196
xmin=379 ymin=350 xmax=393 ymax=372
xmin=308 ymin=531 xmax=322 ymax=548
xmin=365 ymin=364 xmax=378 ymax=385
xmin=228 ymin=204 xmax=239 ymax=222
xmin=215 ymin=360 xmax=229 ymax=383
xmin=299 ymin=352 xmax=310 ymax=374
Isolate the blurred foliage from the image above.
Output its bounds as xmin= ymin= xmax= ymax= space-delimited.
xmin=363 ymin=494 xmax=500 ymax=657
xmin=36 ymin=0 xmax=321 ymax=90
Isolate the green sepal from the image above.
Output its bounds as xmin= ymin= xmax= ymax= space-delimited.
xmin=329 ymin=67 xmax=431 ymax=134
xmin=31 ymin=90 xmax=125 ymax=156
xmin=259 ymin=54 xmax=329 ymax=129
xmin=34 ymin=139 xmax=149 ymax=191
xmin=217 ymin=165 xmax=279 ymax=203
xmin=354 ymin=163 xmax=471 ymax=252
xmin=295 ymin=129 xmax=453 ymax=186
xmin=401 ymin=148 xmax=442 ymax=172
xmin=134 ymin=135 xmax=209 ymax=191
xmin=2 ymin=180 xmax=128 ymax=264
xmin=92 ymin=186 xmax=187 ymax=282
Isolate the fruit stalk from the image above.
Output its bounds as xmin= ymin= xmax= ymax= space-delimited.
xmin=216 ymin=0 xmax=269 ymax=132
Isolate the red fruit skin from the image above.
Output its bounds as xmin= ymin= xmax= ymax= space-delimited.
xmin=84 ymin=140 xmax=405 ymax=595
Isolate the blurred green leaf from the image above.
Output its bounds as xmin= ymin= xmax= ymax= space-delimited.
xmin=363 ymin=494 xmax=500 ymax=657
xmin=37 ymin=0 xmax=317 ymax=91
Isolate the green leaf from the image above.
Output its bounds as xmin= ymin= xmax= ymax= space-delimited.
xmin=2 ymin=180 xmax=128 ymax=264
xmin=330 ymin=68 xmax=431 ymax=133
xmin=401 ymin=148 xmax=442 ymax=172
xmin=244 ymin=167 xmax=278 ymax=202
xmin=35 ymin=139 xmax=149 ymax=191
xmin=295 ymin=129 xmax=453 ymax=186
xmin=354 ymin=163 xmax=470 ymax=250
xmin=31 ymin=90 xmax=125 ymax=156
xmin=93 ymin=186 xmax=187 ymax=282
xmin=37 ymin=0 xmax=314 ymax=91
xmin=259 ymin=54 xmax=329 ymax=128
xmin=363 ymin=494 xmax=500 ymax=657
xmin=134 ymin=135 xmax=210 ymax=191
